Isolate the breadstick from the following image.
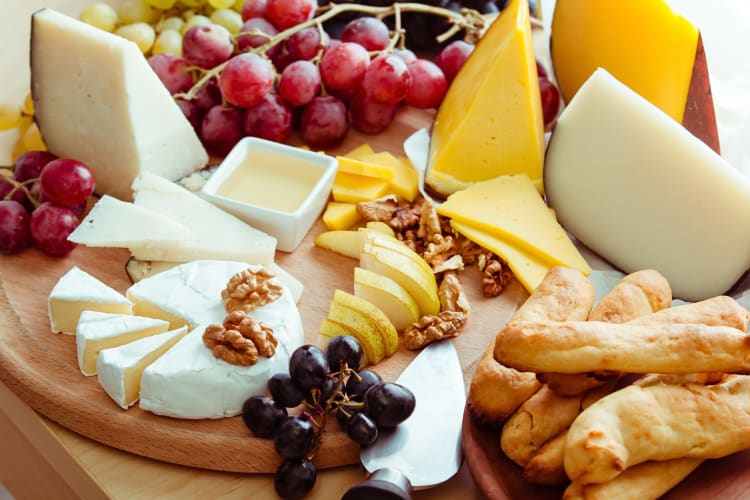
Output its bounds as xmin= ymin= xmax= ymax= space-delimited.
xmin=628 ymin=295 xmax=750 ymax=330
xmin=562 ymin=458 xmax=703 ymax=500
xmin=523 ymin=431 xmax=568 ymax=485
xmin=496 ymin=321 xmax=750 ymax=374
xmin=468 ymin=267 xmax=595 ymax=425
xmin=564 ymin=375 xmax=750 ymax=484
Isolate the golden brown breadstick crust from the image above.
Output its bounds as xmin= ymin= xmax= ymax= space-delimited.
xmin=564 ymin=375 xmax=750 ymax=484
xmin=510 ymin=266 xmax=596 ymax=323
xmin=497 ymin=321 xmax=750 ymax=374
xmin=588 ymin=269 xmax=672 ymax=323
xmin=523 ymin=431 xmax=568 ymax=485
xmin=628 ymin=295 xmax=750 ymax=330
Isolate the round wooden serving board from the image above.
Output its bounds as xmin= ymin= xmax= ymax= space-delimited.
xmin=0 ymin=109 xmax=527 ymax=474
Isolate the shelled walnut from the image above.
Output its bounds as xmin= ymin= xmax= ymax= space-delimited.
xmin=222 ymin=268 xmax=283 ymax=313
xmin=439 ymin=271 xmax=471 ymax=314
xmin=403 ymin=310 xmax=468 ymax=350
xmin=203 ymin=311 xmax=278 ymax=366
xmin=482 ymin=255 xmax=513 ymax=297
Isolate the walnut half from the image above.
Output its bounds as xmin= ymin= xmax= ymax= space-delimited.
xmin=203 ymin=311 xmax=278 ymax=366
xmin=403 ymin=311 xmax=468 ymax=350
xmin=222 ymin=268 xmax=283 ymax=313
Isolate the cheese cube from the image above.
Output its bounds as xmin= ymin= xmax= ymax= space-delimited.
xmin=332 ymin=172 xmax=390 ymax=203
xmin=323 ymin=202 xmax=362 ymax=230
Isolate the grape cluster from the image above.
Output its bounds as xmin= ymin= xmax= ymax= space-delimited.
xmin=536 ymin=60 xmax=561 ymax=129
xmin=242 ymin=335 xmax=415 ymax=498
xmin=0 ymin=152 xmax=95 ymax=256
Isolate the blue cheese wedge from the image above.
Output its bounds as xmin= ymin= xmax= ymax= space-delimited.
xmin=48 ymin=267 xmax=133 ymax=334
xmin=76 ymin=312 xmax=170 ymax=376
xmin=30 ymin=9 xmax=208 ymax=201
xmin=96 ymin=326 xmax=188 ymax=409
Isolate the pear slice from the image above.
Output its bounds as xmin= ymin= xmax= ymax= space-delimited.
xmin=365 ymin=221 xmax=395 ymax=237
xmin=362 ymin=230 xmax=435 ymax=277
xmin=326 ymin=300 xmax=385 ymax=364
xmin=360 ymin=242 xmax=440 ymax=316
xmin=354 ymin=267 xmax=420 ymax=331
xmin=315 ymin=230 xmax=361 ymax=259
xmin=333 ymin=289 xmax=398 ymax=356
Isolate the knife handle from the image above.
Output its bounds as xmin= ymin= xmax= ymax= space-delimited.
xmin=341 ymin=468 xmax=412 ymax=500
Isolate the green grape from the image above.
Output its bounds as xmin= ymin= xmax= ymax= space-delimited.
xmin=115 ymin=22 xmax=157 ymax=53
xmin=180 ymin=0 xmax=205 ymax=8
xmin=148 ymin=0 xmax=179 ymax=8
xmin=117 ymin=0 xmax=158 ymax=24
xmin=231 ymin=0 xmax=245 ymax=12
xmin=182 ymin=9 xmax=196 ymax=20
xmin=79 ymin=2 xmax=119 ymax=32
xmin=210 ymin=8 xmax=243 ymax=34
xmin=180 ymin=14 xmax=212 ymax=34
xmin=0 ymin=104 xmax=23 ymax=132
xmin=159 ymin=16 xmax=184 ymax=33
xmin=208 ymin=0 xmax=235 ymax=8
xmin=153 ymin=29 xmax=183 ymax=55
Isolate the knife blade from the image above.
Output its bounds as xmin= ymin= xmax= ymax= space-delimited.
xmin=342 ymin=339 xmax=465 ymax=499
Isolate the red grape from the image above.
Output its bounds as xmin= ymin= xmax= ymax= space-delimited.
xmin=435 ymin=40 xmax=474 ymax=84
xmin=341 ymin=17 xmax=389 ymax=51
xmin=361 ymin=53 xmax=411 ymax=105
xmin=29 ymin=202 xmax=79 ymax=256
xmin=350 ymin=87 xmax=397 ymax=134
xmin=536 ymin=60 xmax=548 ymax=80
xmin=39 ymin=159 xmax=96 ymax=207
xmin=243 ymin=94 xmax=292 ymax=143
xmin=237 ymin=17 xmax=279 ymax=55
xmin=271 ymin=48 xmax=296 ymax=73
xmin=201 ymin=105 xmax=245 ymax=156
xmin=175 ymin=98 xmax=205 ymax=133
xmin=241 ymin=0 xmax=268 ymax=21
xmin=192 ymin=78 xmax=222 ymax=112
xmin=278 ymin=60 xmax=321 ymax=106
xmin=405 ymin=58 xmax=447 ymax=109
xmin=539 ymin=77 xmax=561 ymax=128
xmin=182 ymin=24 xmax=233 ymax=69
xmin=286 ymin=26 xmax=329 ymax=61
xmin=0 ymin=200 xmax=31 ymax=254
xmin=0 ymin=178 xmax=31 ymax=210
xmin=219 ymin=53 xmax=275 ymax=108
xmin=265 ymin=0 xmax=316 ymax=31
xmin=300 ymin=96 xmax=350 ymax=149
xmin=392 ymin=48 xmax=417 ymax=65
xmin=147 ymin=53 xmax=194 ymax=94
xmin=13 ymin=151 xmax=58 ymax=182
xmin=319 ymin=42 xmax=370 ymax=92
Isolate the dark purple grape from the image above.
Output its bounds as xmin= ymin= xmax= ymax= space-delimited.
xmin=344 ymin=369 xmax=382 ymax=401
xmin=241 ymin=395 xmax=287 ymax=438
xmin=268 ymin=373 xmax=307 ymax=408
xmin=274 ymin=415 xmax=316 ymax=459
xmin=346 ymin=412 xmax=378 ymax=445
xmin=335 ymin=404 xmax=363 ymax=428
xmin=363 ymin=382 xmax=415 ymax=428
xmin=324 ymin=335 xmax=363 ymax=372
xmin=274 ymin=457 xmax=316 ymax=499
xmin=300 ymin=96 xmax=350 ymax=150
xmin=289 ymin=344 xmax=330 ymax=391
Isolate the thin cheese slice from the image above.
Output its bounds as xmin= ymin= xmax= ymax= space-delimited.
xmin=332 ymin=172 xmax=390 ymax=203
xmin=48 ymin=267 xmax=133 ymax=334
xmin=30 ymin=9 xmax=207 ymax=201
xmin=76 ymin=311 xmax=170 ymax=376
xmin=437 ymin=174 xmax=591 ymax=274
xmin=96 ymin=326 xmax=188 ymax=409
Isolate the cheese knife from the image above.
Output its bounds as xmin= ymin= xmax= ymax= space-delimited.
xmin=342 ymin=339 xmax=465 ymax=500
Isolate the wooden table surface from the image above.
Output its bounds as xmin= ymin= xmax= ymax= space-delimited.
xmin=0 ymin=1 xmax=486 ymax=498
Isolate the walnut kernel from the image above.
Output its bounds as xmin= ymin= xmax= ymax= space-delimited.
xmin=222 ymin=268 xmax=283 ymax=313
xmin=403 ymin=311 xmax=468 ymax=350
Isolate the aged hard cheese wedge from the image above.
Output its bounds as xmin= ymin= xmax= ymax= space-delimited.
xmin=130 ymin=173 xmax=276 ymax=265
xmin=48 ymin=267 xmax=133 ymax=334
xmin=425 ymin=0 xmax=544 ymax=197
xmin=97 ymin=326 xmax=188 ymax=409
xmin=30 ymin=9 xmax=207 ymax=201
xmin=76 ymin=312 xmax=170 ymax=376
xmin=544 ymin=69 xmax=750 ymax=301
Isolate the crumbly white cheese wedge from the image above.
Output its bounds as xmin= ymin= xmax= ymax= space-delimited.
xmin=137 ymin=261 xmax=304 ymax=419
xmin=545 ymin=68 xmax=750 ymax=301
xmin=48 ymin=267 xmax=132 ymax=335
xmin=68 ymin=195 xmax=191 ymax=248
xmin=97 ymin=326 xmax=188 ymax=409
xmin=30 ymin=9 xmax=207 ymax=201
xmin=76 ymin=311 xmax=170 ymax=376
xmin=130 ymin=173 xmax=277 ymax=266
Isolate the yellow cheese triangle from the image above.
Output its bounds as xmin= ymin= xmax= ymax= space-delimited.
xmin=437 ymin=174 xmax=591 ymax=274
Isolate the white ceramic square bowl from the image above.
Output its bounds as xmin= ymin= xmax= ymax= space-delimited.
xmin=201 ymin=137 xmax=338 ymax=252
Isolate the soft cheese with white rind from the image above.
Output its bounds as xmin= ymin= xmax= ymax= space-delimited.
xmin=137 ymin=261 xmax=303 ymax=418
xmin=76 ymin=311 xmax=170 ymax=376
xmin=96 ymin=326 xmax=188 ymax=409
xmin=30 ymin=9 xmax=207 ymax=201
xmin=68 ymin=195 xmax=191 ymax=248
xmin=130 ymin=173 xmax=276 ymax=266
xmin=545 ymin=68 xmax=750 ymax=301
xmin=48 ymin=267 xmax=133 ymax=334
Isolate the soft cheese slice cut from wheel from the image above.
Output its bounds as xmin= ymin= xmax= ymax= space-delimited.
xmin=130 ymin=173 xmax=276 ymax=265
xmin=96 ymin=326 xmax=188 ymax=409
xmin=68 ymin=195 xmax=190 ymax=248
xmin=48 ymin=267 xmax=133 ymax=334
xmin=30 ymin=9 xmax=207 ymax=201
xmin=544 ymin=69 xmax=750 ymax=301
xmin=76 ymin=311 xmax=170 ymax=376
xmin=425 ymin=0 xmax=544 ymax=197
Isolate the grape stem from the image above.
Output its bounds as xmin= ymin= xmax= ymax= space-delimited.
xmin=175 ymin=2 xmax=487 ymax=101
xmin=0 ymin=170 xmax=39 ymax=207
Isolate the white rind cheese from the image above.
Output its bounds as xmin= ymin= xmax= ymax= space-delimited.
xmin=131 ymin=173 xmax=277 ymax=266
xmin=97 ymin=326 xmax=188 ymax=409
xmin=76 ymin=311 xmax=170 ymax=376
xmin=30 ymin=9 xmax=208 ymax=201
xmin=545 ymin=68 xmax=750 ymax=301
xmin=68 ymin=195 xmax=191 ymax=248
xmin=48 ymin=267 xmax=133 ymax=334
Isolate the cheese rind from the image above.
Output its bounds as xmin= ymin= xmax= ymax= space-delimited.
xmin=48 ymin=267 xmax=132 ymax=334
xmin=96 ymin=326 xmax=188 ymax=409
xmin=76 ymin=311 xmax=170 ymax=376
xmin=544 ymin=69 xmax=750 ymax=301
xmin=30 ymin=9 xmax=207 ymax=201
